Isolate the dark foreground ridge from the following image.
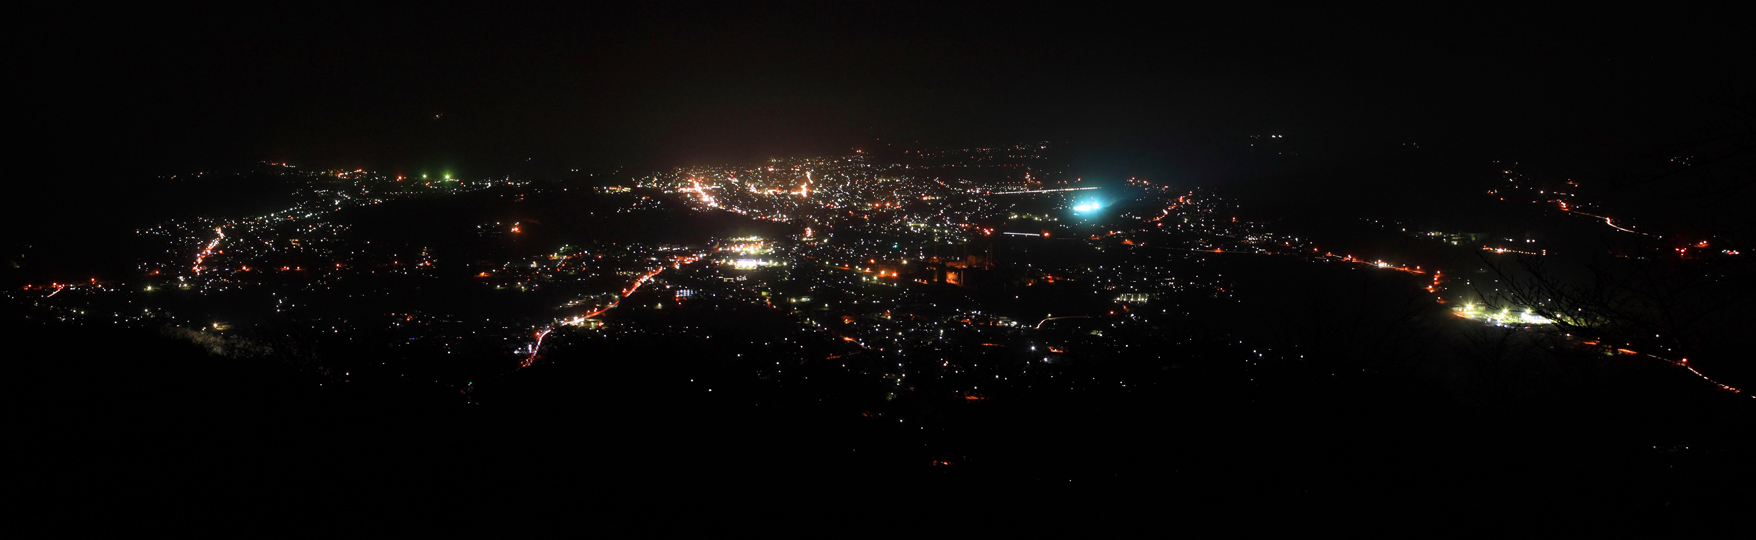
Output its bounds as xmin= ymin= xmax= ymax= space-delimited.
xmin=15 ymin=316 xmax=1751 ymax=531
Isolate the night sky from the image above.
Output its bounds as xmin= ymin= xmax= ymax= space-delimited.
xmin=18 ymin=4 xmax=1747 ymax=181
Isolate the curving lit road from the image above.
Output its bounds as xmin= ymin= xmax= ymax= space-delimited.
xmin=192 ymin=227 xmax=224 ymax=274
xmin=519 ymin=252 xmax=707 ymax=368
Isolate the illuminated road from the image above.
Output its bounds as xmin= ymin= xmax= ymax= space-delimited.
xmin=520 ymin=328 xmax=551 ymax=368
xmin=1035 ymin=315 xmax=1092 ymax=329
xmin=1483 ymin=245 xmax=1545 ymax=256
xmin=1600 ymin=215 xmax=1660 ymax=237
xmin=987 ymin=186 xmax=1100 ymax=195
xmin=1640 ymin=351 xmax=1750 ymax=399
xmin=192 ymin=227 xmax=224 ymax=274
xmin=681 ymin=179 xmax=720 ymax=208
xmin=521 ymin=252 xmax=707 ymax=368
xmin=1565 ymin=209 xmax=1662 ymax=238
xmin=1146 ymin=193 xmax=1191 ymax=224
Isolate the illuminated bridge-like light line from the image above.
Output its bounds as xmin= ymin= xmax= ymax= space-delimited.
xmin=987 ymin=187 xmax=1101 ymax=195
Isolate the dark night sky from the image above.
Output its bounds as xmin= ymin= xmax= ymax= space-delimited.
xmin=13 ymin=4 xmax=1750 ymax=185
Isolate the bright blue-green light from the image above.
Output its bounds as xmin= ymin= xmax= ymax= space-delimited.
xmin=1073 ymin=201 xmax=1102 ymax=213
